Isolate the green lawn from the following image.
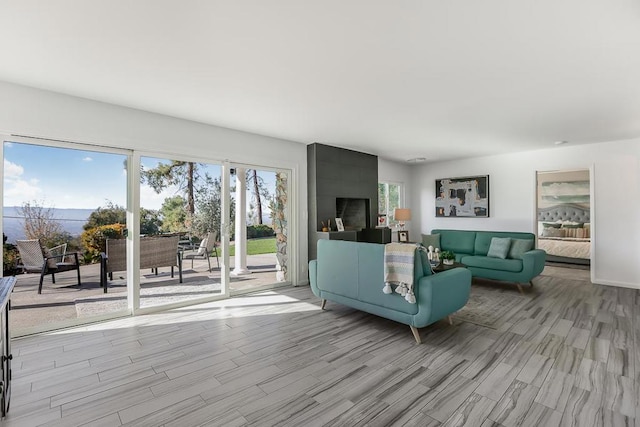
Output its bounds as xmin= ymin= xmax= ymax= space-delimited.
xmin=228 ymin=237 xmax=277 ymax=256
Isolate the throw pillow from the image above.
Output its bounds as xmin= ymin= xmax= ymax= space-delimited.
xmin=508 ymin=239 xmax=534 ymax=259
xmin=421 ymin=233 xmax=441 ymax=250
xmin=487 ymin=237 xmax=511 ymax=259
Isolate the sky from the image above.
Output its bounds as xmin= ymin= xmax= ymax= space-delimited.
xmin=3 ymin=141 xmax=277 ymax=212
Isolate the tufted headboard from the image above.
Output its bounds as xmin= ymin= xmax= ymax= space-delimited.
xmin=537 ymin=203 xmax=590 ymax=223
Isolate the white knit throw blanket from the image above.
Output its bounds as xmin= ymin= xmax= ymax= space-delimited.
xmin=383 ymin=243 xmax=416 ymax=304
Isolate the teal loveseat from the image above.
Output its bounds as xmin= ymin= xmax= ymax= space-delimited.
xmin=309 ymin=239 xmax=471 ymax=343
xmin=431 ymin=229 xmax=546 ymax=292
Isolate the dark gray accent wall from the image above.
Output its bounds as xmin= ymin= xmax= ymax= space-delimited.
xmin=308 ymin=143 xmax=378 ymax=260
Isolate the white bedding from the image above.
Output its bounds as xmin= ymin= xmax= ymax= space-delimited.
xmin=538 ymin=237 xmax=591 ymax=259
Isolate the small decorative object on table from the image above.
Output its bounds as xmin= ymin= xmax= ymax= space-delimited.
xmin=335 ymin=217 xmax=344 ymax=232
xmin=377 ymin=214 xmax=387 ymax=228
xmin=441 ymin=250 xmax=455 ymax=265
xmin=398 ymin=230 xmax=409 ymax=242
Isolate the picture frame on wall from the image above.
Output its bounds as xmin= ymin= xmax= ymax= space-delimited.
xmin=335 ymin=217 xmax=345 ymax=231
xmin=398 ymin=230 xmax=409 ymax=242
xmin=435 ymin=175 xmax=489 ymax=217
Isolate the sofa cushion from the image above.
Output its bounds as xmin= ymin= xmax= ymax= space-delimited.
xmin=316 ymin=240 xmax=359 ymax=299
xmin=421 ymin=233 xmax=441 ymax=250
xmin=460 ymin=255 xmax=523 ymax=272
xmin=433 ymin=230 xmax=476 ymax=254
xmin=508 ymin=238 xmax=534 ymax=260
xmin=487 ymin=237 xmax=511 ymax=259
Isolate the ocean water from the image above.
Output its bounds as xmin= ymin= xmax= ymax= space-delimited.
xmin=3 ymin=207 xmax=94 ymax=243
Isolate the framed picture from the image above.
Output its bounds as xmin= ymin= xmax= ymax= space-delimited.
xmin=377 ymin=214 xmax=387 ymax=228
xmin=335 ymin=217 xmax=345 ymax=232
xmin=435 ymin=175 xmax=489 ymax=217
xmin=398 ymin=230 xmax=409 ymax=242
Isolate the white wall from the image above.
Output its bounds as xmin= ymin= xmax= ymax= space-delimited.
xmin=379 ymin=158 xmax=414 ymax=240
xmin=411 ymin=139 xmax=640 ymax=289
xmin=378 ymin=158 xmax=413 ymax=205
xmin=0 ymin=81 xmax=309 ymax=283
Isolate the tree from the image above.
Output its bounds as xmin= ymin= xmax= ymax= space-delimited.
xmin=141 ymin=161 xmax=198 ymax=217
xmin=84 ymin=201 xmax=125 ymax=230
xmin=159 ymin=196 xmax=188 ymax=233
xmin=18 ymin=200 xmax=65 ymax=247
xmin=84 ymin=201 xmax=161 ymax=235
xmin=246 ymin=169 xmax=271 ymax=225
xmin=192 ymin=174 xmax=234 ymax=238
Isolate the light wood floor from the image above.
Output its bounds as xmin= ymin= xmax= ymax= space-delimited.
xmin=5 ymin=265 xmax=639 ymax=426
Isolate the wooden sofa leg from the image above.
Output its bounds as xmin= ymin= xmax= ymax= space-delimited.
xmin=410 ymin=326 xmax=421 ymax=344
xmin=516 ymin=283 xmax=524 ymax=294
xmin=320 ymin=299 xmax=327 ymax=310
xmin=447 ymin=315 xmax=453 ymax=325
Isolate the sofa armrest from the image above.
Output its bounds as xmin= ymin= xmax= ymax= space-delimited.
xmin=414 ymin=268 xmax=472 ymax=327
xmin=521 ymin=249 xmax=546 ymax=278
xmin=309 ymin=260 xmax=320 ymax=298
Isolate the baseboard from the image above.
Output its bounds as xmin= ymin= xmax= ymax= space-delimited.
xmin=592 ymin=277 xmax=640 ymax=290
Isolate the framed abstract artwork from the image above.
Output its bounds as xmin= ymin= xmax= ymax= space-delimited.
xmin=435 ymin=175 xmax=489 ymax=217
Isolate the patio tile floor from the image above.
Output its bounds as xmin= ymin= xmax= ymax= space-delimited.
xmin=10 ymin=254 xmax=278 ymax=336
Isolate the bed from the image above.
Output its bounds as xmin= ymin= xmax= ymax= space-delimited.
xmin=537 ymin=204 xmax=591 ymax=265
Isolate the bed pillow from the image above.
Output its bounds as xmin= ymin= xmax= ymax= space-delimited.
xmin=542 ymin=222 xmax=562 ymax=229
xmin=542 ymin=227 xmax=564 ymax=238
xmin=487 ymin=237 xmax=512 ymax=259
xmin=421 ymin=233 xmax=441 ymax=250
xmin=508 ymin=239 xmax=534 ymax=259
xmin=561 ymin=222 xmax=584 ymax=229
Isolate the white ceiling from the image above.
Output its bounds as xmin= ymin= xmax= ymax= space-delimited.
xmin=1 ymin=1 xmax=639 ymax=163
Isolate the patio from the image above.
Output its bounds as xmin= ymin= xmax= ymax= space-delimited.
xmin=9 ymin=253 xmax=279 ymax=336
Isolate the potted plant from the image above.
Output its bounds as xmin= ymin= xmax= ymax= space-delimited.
xmin=440 ymin=250 xmax=455 ymax=265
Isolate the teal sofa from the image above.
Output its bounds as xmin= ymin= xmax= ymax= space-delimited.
xmin=309 ymin=239 xmax=471 ymax=343
xmin=431 ymin=229 xmax=546 ymax=292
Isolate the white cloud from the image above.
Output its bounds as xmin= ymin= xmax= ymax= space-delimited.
xmin=82 ymin=156 xmax=93 ymax=162
xmin=3 ymin=159 xmax=43 ymax=205
xmin=3 ymin=177 xmax=43 ymax=205
xmin=140 ymin=184 xmax=179 ymax=210
xmin=3 ymin=159 xmax=24 ymax=179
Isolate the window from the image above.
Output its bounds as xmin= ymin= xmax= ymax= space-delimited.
xmin=378 ymin=182 xmax=403 ymax=227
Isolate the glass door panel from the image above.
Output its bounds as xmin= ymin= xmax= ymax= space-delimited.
xmin=138 ymin=156 xmax=223 ymax=308
xmin=228 ymin=165 xmax=290 ymax=295
xmin=3 ymin=139 xmax=130 ymax=336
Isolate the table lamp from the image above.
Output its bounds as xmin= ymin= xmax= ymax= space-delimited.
xmin=394 ymin=208 xmax=411 ymax=231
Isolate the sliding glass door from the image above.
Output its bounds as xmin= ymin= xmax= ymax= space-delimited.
xmin=1 ymin=135 xmax=296 ymax=335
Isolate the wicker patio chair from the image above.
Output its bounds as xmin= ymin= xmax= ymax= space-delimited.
xmin=48 ymin=243 xmax=67 ymax=262
xmin=182 ymin=231 xmax=219 ymax=272
xmin=100 ymin=236 xmax=183 ymax=293
xmin=16 ymin=239 xmax=81 ymax=294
